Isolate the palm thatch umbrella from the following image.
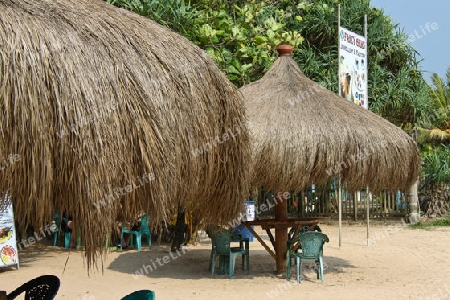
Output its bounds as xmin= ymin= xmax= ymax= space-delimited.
xmin=0 ymin=0 xmax=249 ymax=269
xmin=239 ymin=45 xmax=420 ymax=273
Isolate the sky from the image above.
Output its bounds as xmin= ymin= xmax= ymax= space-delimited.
xmin=370 ymin=0 xmax=450 ymax=83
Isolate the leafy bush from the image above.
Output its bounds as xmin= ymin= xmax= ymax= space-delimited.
xmin=421 ymin=144 xmax=450 ymax=187
xmin=410 ymin=217 xmax=450 ymax=229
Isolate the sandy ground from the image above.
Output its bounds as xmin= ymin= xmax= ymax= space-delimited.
xmin=1 ymin=221 xmax=450 ymax=300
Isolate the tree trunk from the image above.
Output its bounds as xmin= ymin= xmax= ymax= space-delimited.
xmin=424 ymin=184 xmax=449 ymax=217
xmin=171 ymin=205 xmax=186 ymax=251
xmin=407 ymin=180 xmax=419 ymax=224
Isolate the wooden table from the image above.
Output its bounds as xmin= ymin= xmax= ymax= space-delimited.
xmin=242 ymin=218 xmax=320 ymax=273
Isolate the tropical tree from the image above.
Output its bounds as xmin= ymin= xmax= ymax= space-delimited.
xmin=289 ymin=0 xmax=429 ymax=128
xmin=106 ymin=0 xmax=429 ymax=127
xmin=419 ymin=144 xmax=450 ymax=217
xmin=416 ymin=67 xmax=450 ymax=144
xmin=410 ymin=67 xmax=450 ymax=216
xmin=106 ymin=0 xmax=200 ymax=40
xmin=107 ymin=0 xmax=304 ymax=86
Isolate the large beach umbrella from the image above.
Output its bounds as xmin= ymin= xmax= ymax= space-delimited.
xmin=238 ymin=45 xmax=420 ymax=273
xmin=0 ymin=0 xmax=250 ymax=268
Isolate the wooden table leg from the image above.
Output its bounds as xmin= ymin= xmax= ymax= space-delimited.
xmin=243 ymin=224 xmax=276 ymax=260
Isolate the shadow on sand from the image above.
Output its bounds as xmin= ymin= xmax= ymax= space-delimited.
xmin=107 ymin=239 xmax=354 ymax=282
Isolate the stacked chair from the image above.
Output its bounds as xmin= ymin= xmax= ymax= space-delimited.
xmin=210 ymin=228 xmax=249 ymax=279
xmin=286 ymin=229 xmax=329 ymax=283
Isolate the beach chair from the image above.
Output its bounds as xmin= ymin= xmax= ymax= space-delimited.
xmin=7 ymin=275 xmax=60 ymax=300
xmin=119 ymin=213 xmax=151 ymax=251
xmin=286 ymin=231 xmax=329 ymax=283
xmin=210 ymin=228 xmax=249 ymax=279
xmin=287 ymin=224 xmax=322 ymax=257
xmin=121 ymin=289 xmax=156 ymax=300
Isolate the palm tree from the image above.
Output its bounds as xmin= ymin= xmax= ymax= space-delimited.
xmin=416 ymin=67 xmax=450 ymax=144
xmin=413 ymin=67 xmax=450 ymax=216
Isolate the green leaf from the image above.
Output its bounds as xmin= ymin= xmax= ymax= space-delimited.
xmin=254 ymin=35 xmax=268 ymax=45
xmin=227 ymin=65 xmax=240 ymax=75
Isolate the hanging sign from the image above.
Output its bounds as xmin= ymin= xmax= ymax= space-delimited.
xmin=339 ymin=26 xmax=368 ymax=109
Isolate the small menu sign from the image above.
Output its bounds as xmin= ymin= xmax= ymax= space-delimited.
xmin=0 ymin=194 xmax=19 ymax=269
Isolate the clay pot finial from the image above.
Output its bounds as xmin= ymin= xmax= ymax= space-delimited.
xmin=276 ymin=44 xmax=293 ymax=57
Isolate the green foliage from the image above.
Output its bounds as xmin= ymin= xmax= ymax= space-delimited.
xmin=106 ymin=0 xmax=429 ymax=120
xmin=192 ymin=0 xmax=304 ymax=86
xmin=420 ymin=144 xmax=450 ymax=187
xmin=414 ymin=69 xmax=450 ymax=191
xmin=291 ymin=0 xmax=428 ymax=128
xmin=106 ymin=0 xmax=200 ymax=40
xmin=409 ymin=217 xmax=450 ymax=229
xmin=107 ymin=0 xmax=304 ymax=86
xmin=416 ymin=67 xmax=450 ymax=133
xmin=414 ymin=67 xmax=450 ymax=192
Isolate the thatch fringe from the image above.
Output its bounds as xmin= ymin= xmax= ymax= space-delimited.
xmin=239 ymin=53 xmax=420 ymax=194
xmin=0 ymin=0 xmax=249 ymax=270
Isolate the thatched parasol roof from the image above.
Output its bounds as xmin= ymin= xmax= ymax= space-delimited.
xmin=0 ymin=0 xmax=249 ymax=268
xmin=239 ymin=45 xmax=420 ymax=194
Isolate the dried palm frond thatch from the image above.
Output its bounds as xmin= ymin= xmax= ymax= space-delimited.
xmin=239 ymin=45 xmax=420 ymax=194
xmin=0 ymin=0 xmax=249 ymax=269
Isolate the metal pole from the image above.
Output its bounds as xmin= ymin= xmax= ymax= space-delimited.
xmin=365 ymin=13 xmax=368 ymax=108
xmin=338 ymin=4 xmax=341 ymax=97
xmin=364 ymin=14 xmax=369 ymax=245
xmin=338 ymin=177 xmax=342 ymax=248
xmin=366 ymin=186 xmax=370 ymax=246
xmin=337 ymin=4 xmax=342 ymax=249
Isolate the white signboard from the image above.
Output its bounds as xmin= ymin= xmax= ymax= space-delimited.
xmin=0 ymin=194 xmax=19 ymax=269
xmin=339 ymin=26 xmax=368 ymax=109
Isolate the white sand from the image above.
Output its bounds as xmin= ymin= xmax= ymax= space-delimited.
xmin=2 ymin=222 xmax=450 ymax=300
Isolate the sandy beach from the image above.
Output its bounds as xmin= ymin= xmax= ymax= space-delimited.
xmin=2 ymin=221 xmax=450 ymax=300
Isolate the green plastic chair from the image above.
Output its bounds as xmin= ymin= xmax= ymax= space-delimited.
xmin=286 ymin=231 xmax=329 ymax=283
xmin=119 ymin=213 xmax=151 ymax=251
xmin=121 ymin=289 xmax=155 ymax=300
xmin=210 ymin=228 xmax=249 ymax=279
xmin=52 ymin=213 xmax=74 ymax=248
xmin=287 ymin=225 xmax=322 ymax=257
xmin=52 ymin=213 xmax=61 ymax=246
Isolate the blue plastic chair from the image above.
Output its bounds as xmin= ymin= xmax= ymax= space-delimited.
xmin=286 ymin=231 xmax=329 ymax=283
xmin=210 ymin=228 xmax=249 ymax=279
xmin=121 ymin=289 xmax=155 ymax=300
xmin=119 ymin=213 xmax=151 ymax=251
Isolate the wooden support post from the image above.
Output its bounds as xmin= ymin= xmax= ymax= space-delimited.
xmin=274 ymin=193 xmax=288 ymax=274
